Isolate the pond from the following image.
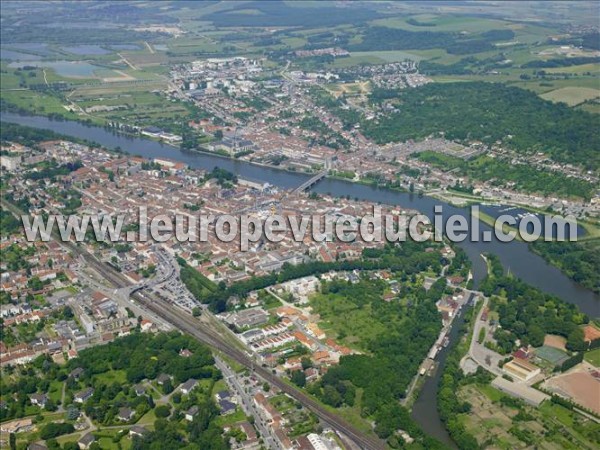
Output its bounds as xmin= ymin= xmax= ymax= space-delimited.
xmin=1 ymin=49 xmax=42 ymax=61
xmin=61 ymin=45 xmax=112 ymax=55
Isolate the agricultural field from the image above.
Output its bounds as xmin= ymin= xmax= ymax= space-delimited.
xmin=541 ymin=87 xmax=600 ymax=106
xmin=324 ymin=81 xmax=371 ymax=98
xmin=370 ymin=15 xmax=516 ymax=34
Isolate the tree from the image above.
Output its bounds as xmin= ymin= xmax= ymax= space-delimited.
xmin=155 ymin=405 xmax=171 ymax=418
xmin=27 ymin=276 xmax=44 ymax=291
xmin=566 ymin=328 xmax=585 ymax=352
xmin=290 ymin=370 xmax=306 ymax=387
xmin=301 ymin=357 xmax=312 ymax=370
xmin=66 ymin=406 xmax=80 ymax=420
xmin=527 ymin=324 xmax=545 ymax=347
xmin=40 ymin=422 xmax=75 ymax=439
xmin=322 ymin=384 xmax=343 ymax=407
xmin=162 ymin=379 xmax=174 ymax=395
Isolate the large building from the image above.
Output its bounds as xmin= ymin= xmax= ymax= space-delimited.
xmin=503 ymin=357 xmax=541 ymax=382
xmin=491 ymin=376 xmax=549 ymax=407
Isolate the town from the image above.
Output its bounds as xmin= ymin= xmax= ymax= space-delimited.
xmin=1 ymin=1 xmax=599 ymax=450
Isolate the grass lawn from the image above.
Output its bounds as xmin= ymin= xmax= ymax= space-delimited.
xmin=56 ymin=432 xmax=86 ymax=447
xmin=546 ymin=63 xmax=600 ymax=74
xmin=94 ymin=369 xmax=127 ymax=385
xmin=137 ymin=408 xmax=157 ymax=426
xmin=261 ymin=291 xmax=283 ymax=310
xmin=369 ymin=15 xmax=513 ymax=33
xmin=477 ymin=384 xmax=506 ymax=402
xmin=48 ymin=380 xmax=64 ymax=404
xmin=97 ymin=436 xmax=122 ymax=450
xmin=2 ymin=89 xmax=77 ymax=117
xmin=215 ymin=407 xmax=246 ymax=426
xmin=584 ymin=348 xmax=600 ymax=367
xmin=351 ymin=50 xmax=425 ymax=62
xmin=211 ymin=378 xmax=228 ymax=397
xmin=322 ymin=388 xmax=373 ymax=436
xmin=269 ymin=394 xmax=296 ymax=412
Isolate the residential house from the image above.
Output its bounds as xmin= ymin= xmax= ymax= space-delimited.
xmin=129 ymin=426 xmax=149 ymax=438
xmin=180 ymin=378 xmax=198 ymax=395
xmin=74 ymin=387 xmax=94 ymax=404
xmin=118 ymin=407 xmax=135 ymax=422
xmin=157 ymin=373 xmax=172 ymax=385
xmin=29 ymin=393 xmax=48 ymax=409
xmin=78 ymin=433 xmax=96 ymax=450
xmin=185 ymin=405 xmax=199 ymax=421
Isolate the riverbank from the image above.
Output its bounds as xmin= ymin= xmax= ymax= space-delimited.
xmin=2 ymin=111 xmax=599 ymax=450
xmin=2 ymin=112 xmax=598 ymax=314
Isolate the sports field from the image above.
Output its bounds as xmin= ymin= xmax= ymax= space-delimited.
xmin=535 ymin=345 xmax=569 ymax=366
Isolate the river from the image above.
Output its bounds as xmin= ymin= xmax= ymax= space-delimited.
xmin=2 ymin=112 xmax=598 ymax=444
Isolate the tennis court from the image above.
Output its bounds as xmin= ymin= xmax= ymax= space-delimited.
xmin=535 ymin=345 xmax=569 ymax=366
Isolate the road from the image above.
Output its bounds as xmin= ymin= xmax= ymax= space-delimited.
xmin=215 ymin=356 xmax=278 ymax=449
xmin=2 ymin=200 xmax=384 ymax=450
xmin=118 ymin=52 xmax=138 ymax=70
xmin=144 ymin=41 xmax=155 ymax=54
xmin=462 ymin=296 xmax=504 ymax=376
xmin=99 ymin=263 xmax=386 ymax=450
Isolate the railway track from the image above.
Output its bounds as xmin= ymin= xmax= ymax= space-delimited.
xmin=2 ymin=199 xmax=385 ymax=449
xmin=78 ymin=246 xmax=386 ymax=450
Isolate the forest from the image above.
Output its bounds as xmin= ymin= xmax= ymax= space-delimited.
xmin=530 ymin=239 xmax=600 ymax=294
xmin=0 ymin=121 xmax=79 ymax=147
xmin=414 ymin=151 xmax=595 ymax=199
xmin=70 ymin=331 xmax=218 ymax=385
xmin=361 ymin=82 xmax=600 ymax=170
xmin=349 ymin=27 xmax=514 ymax=54
xmin=480 ymin=255 xmax=588 ymax=352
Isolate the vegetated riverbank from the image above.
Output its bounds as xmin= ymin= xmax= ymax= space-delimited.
xmin=530 ymin=238 xmax=600 ymax=295
xmin=2 ymin=112 xmax=598 ymax=315
xmin=3 ymin=111 xmax=599 ymax=448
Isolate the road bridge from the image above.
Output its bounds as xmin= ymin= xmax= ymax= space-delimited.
xmin=293 ymin=170 xmax=328 ymax=194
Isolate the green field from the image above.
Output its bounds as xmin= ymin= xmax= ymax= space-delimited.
xmin=370 ymin=15 xmax=515 ymax=33
xmin=546 ymin=63 xmax=600 ymax=74
xmin=584 ymin=348 xmax=600 ymax=367
xmin=94 ymin=369 xmax=127 ymax=384
xmin=541 ymin=87 xmax=600 ymax=106
xmin=311 ymin=293 xmax=391 ymax=349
